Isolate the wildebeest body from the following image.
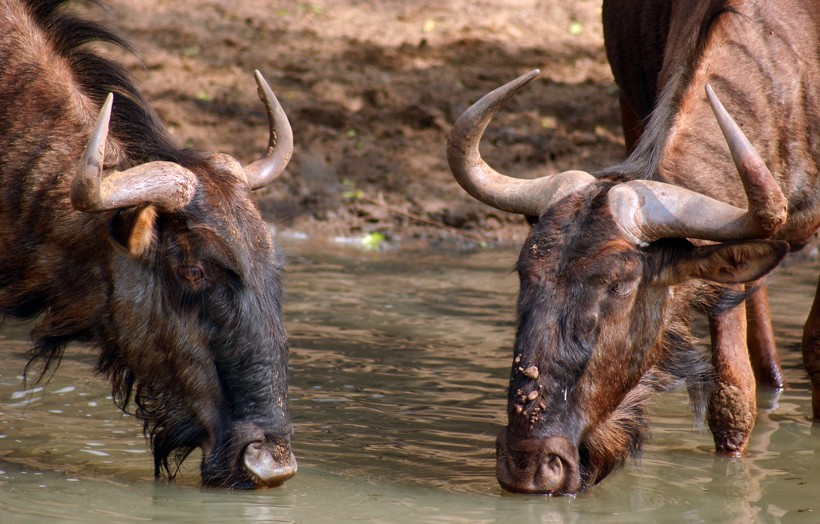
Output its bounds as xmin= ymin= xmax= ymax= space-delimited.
xmin=604 ymin=0 xmax=820 ymax=394
xmin=447 ymin=0 xmax=818 ymax=494
xmin=0 ymin=0 xmax=297 ymax=488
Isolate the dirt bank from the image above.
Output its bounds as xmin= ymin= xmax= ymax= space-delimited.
xmin=109 ymin=0 xmax=625 ymax=248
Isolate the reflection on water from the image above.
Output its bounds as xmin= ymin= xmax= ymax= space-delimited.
xmin=1 ymin=241 xmax=818 ymax=522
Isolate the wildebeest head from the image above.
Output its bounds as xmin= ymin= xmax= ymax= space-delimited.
xmin=447 ymin=71 xmax=788 ymax=494
xmin=71 ymin=72 xmax=296 ymax=489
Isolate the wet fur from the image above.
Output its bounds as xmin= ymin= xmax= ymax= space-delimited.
xmin=0 ymin=0 xmax=289 ymax=483
xmin=1 ymin=0 xmax=205 ymax=372
xmin=579 ymin=294 xmax=714 ymax=488
xmin=512 ymin=191 xmax=724 ymax=489
xmin=494 ymin=0 xmax=816 ymax=494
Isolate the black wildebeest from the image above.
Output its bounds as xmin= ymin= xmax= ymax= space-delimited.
xmin=0 ymin=0 xmax=297 ymax=488
xmin=447 ymin=0 xmax=818 ymax=494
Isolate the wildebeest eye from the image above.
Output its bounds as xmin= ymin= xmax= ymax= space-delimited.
xmin=179 ymin=264 xmax=206 ymax=284
xmin=609 ymin=281 xmax=636 ymax=296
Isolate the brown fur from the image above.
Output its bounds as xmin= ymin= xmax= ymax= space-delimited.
xmin=605 ymin=0 xmax=820 ymax=430
xmin=493 ymin=0 xmax=817 ymax=494
xmin=0 ymin=0 xmax=294 ymax=488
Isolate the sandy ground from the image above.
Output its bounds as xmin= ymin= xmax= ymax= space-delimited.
xmin=105 ymin=0 xmax=625 ymax=248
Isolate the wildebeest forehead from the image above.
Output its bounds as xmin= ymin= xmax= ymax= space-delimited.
xmin=194 ymin=158 xmax=269 ymax=219
xmin=521 ymin=226 xmax=641 ymax=285
xmin=182 ymin=178 xmax=276 ymax=271
xmin=513 ymin=234 xmax=644 ymax=393
xmin=569 ymin=243 xmax=642 ymax=283
xmin=171 ymin=217 xmax=282 ymax=324
xmin=521 ymin=186 xmax=627 ymax=259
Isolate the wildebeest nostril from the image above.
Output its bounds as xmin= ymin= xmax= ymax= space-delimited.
xmin=242 ymin=440 xmax=297 ymax=486
xmin=536 ymin=454 xmax=565 ymax=491
xmin=496 ymin=430 xmax=581 ymax=495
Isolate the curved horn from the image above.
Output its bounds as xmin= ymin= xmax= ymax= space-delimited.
xmin=71 ymin=93 xmax=198 ymax=213
xmin=608 ymin=84 xmax=787 ymax=244
xmin=447 ymin=70 xmax=595 ymax=217
xmin=609 ymin=180 xmax=775 ymax=245
xmin=243 ymin=70 xmax=294 ymax=190
xmin=705 ymin=84 xmax=787 ymax=234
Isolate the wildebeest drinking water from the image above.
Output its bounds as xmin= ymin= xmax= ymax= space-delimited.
xmin=0 ymin=0 xmax=296 ymax=488
xmin=447 ymin=0 xmax=818 ymax=494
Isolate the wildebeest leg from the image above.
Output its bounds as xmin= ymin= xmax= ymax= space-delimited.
xmin=801 ymin=275 xmax=820 ymax=422
xmin=708 ymin=293 xmax=756 ymax=454
xmin=746 ymin=283 xmax=784 ymax=388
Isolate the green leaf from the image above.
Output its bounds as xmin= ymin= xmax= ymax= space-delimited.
xmin=540 ymin=116 xmax=557 ymax=129
xmin=361 ymin=232 xmax=385 ymax=250
xmin=182 ymin=45 xmax=201 ymax=57
xmin=342 ymin=190 xmax=363 ymax=200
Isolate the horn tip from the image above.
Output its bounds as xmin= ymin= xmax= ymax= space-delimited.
xmin=254 ymin=70 xmax=270 ymax=88
xmin=519 ymin=69 xmax=541 ymax=85
xmin=253 ymin=70 xmax=276 ymax=103
xmin=99 ymin=92 xmax=115 ymax=121
xmin=704 ymin=83 xmax=723 ymax=112
xmin=704 ymin=83 xmax=717 ymax=102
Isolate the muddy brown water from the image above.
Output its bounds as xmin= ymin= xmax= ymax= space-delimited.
xmin=1 ymin=237 xmax=818 ymax=523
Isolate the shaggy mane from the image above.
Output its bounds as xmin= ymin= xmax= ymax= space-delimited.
xmin=21 ymin=0 xmax=203 ymax=166
xmin=597 ymin=0 xmax=739 ymax=181
xmin=8 ymin=0 xmax=207 ymax=476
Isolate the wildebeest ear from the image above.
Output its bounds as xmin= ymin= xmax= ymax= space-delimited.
xmin=669 ymin=240 xmax=789 ymax=284
xmin=109 ymin=205 xmax=159 ymax=258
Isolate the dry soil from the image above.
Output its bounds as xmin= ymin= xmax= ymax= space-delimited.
xmin=107 ymin=0 xmax=626 ymax=248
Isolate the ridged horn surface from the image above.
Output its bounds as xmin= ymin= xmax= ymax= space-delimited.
xmin=71 ymin=93 xmax=198 ymax=213
xmin=242 ymin=70 xmax=293 ymax=190
xmin=447 ymin=70 xmax=594 ymax=217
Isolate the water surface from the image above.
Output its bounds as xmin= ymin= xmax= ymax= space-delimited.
xmin=1 ymin=241 xmax=818 ymax=522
